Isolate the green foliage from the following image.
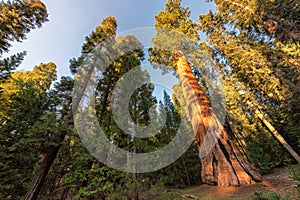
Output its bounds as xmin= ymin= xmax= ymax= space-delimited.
xmin=69 ymin=16 xmax=118 ymax=75
xmin=149 ymin=0 xmax=199 ymax=70
xmin=205 ymin=0 xmax=300 ymax=43
xmin=0 ymin=51 xmax=26 ymax=81
xmin=0 ymin=9 xmax=55 ymax=197
xmin=0 ymin=2 xmax=51 ymax=195
xmin=199 ymin=0 xmax=300 ymax=170
xmin=0 ymin=0 xmax=48 ymax=54
xmin=1 ymin=0 xmax=299 ymax=199
xmin=155 ymin=91 xmax=201 ymax=188
xmin=288 ymin=165 xmax=300 ymax=192
xmin=0 ymin=63 xmax=57 ymax=199
xmin=247 ymin=130 xmax=290 ymax=174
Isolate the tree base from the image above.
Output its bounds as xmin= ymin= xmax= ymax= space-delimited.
xmin=200 ymin=136 xmax=263 ymax=187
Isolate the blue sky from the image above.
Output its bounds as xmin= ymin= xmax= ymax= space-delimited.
xmin=3 ymin=0 xmax=215 ymax=98
xmin=4 ymin=0 xmax=215 ymax=75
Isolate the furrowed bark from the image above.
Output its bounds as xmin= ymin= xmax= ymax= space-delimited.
xmin=175 ymin=55 xmax=262 ymax=186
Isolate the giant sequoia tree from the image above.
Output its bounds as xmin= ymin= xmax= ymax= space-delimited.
xmin=198 ymin=0 xmax=300 ymax=163
xmin=149 ymin=0 xmax=262 ymax=186
xmin=2 ymin=0 xmax=299 ymax=198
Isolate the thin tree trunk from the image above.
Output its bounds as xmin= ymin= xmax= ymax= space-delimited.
xmin=128 ymin=173 xmax=139 ymax=200
xmin=175 ymin=55 xmax=262 ymax=186
xmin=182 ymin=158 xmax=192 ymax=186
xmin=255 ymin=110 xmax=300 ymax=164
xmin=245 ymin=99 xmax=300 ymax=164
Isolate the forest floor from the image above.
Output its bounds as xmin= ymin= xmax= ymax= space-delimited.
xmin=153 ymin=166 xmax=299 ymax=200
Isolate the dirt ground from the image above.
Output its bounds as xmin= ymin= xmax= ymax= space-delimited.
xmin=157 ymin=167 xmax=299 ymax=200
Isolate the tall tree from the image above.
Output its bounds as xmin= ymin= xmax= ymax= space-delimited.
xmin=48 ymin=27 xmax=160 ymax=200
xmin=0 ymin=62 xmax=57 ymax=199
xmin=149 ymin=0 xmax=262 ymax=186
xmin=198 ymin=0 xmax=300 ymax=163
xmin=24 ymin=16 xmax=118 ymax=200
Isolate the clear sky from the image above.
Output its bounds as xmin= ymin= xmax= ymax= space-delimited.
xmin=3 ymin=0 xmax=216 ymax=98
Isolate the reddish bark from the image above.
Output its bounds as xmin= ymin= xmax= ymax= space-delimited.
xmin=175 ymin=55 xmax=262 ymax=186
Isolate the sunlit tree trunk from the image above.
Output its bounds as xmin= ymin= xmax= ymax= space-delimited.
xmin=255 ymin=110 xmax=300 ymax=164
xmin=244 ymin=99 xmax=300 ymax=164
xmin=175 ymin=55 xmax=262 ymax=186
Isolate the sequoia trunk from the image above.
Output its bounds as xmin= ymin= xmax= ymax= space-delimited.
xmin=175 ymin=55 xmax=262 ymax=186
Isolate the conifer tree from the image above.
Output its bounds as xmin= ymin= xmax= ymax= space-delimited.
xmin=24 ymin=16 xmax=118 ymax=200
xmin=198 ymin=0 xmax=300 ymax=163
xmin=0 ymin=62 xmax=57 ymax=199
xmin=0 ymin=0 xmax=48 ymax=98
xmin=149 ymin=0 xmax=262 ymax=186
xmin=0 ymin=0 xmax=48 ymax=54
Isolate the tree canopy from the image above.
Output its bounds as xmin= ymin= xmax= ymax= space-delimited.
xmin=0 ymin=0 xmax=299 ymax=199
